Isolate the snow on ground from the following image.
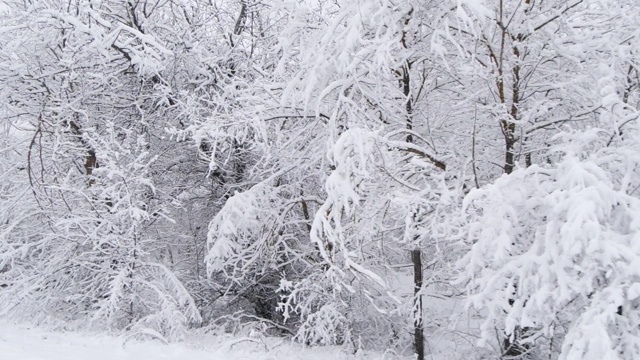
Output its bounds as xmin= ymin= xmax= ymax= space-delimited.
xmin=0 ymin=293 xmax=484 ymax=360
xmin=0 ymin=320 xmax=372 ymax=360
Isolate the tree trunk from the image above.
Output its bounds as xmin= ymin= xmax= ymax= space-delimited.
xmin=412 ymin=248 xmax=424 ymax=360
xmin=401 ymin=9 xmax=424 ymax=358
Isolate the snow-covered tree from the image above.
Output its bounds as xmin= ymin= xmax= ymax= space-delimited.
xmin=432 ymin=0 xmax=600 ymax=179
xmin=1 ymin=0 xmax=639 ymax=357
xmin=206 ymin=0 xmax=466 ymax=355
xmin=458 ymin=1 xmax=640 ymax=355
xmin=0 ymin=0 xmax=202 ymax=339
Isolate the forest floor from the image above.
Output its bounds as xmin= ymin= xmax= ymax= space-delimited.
xmin=0 ymin=319 xmax=377 ymax=360
xmin=0 ymin=294 xmax=480 ymax=360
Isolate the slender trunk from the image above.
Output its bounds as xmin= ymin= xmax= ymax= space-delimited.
xmin=505 ymin=42 xmax=521 ymax=175
xmin=412 ymin=248 xmax=424 ymax=360
xmin=126 ymin=233 xmax=138 ymax=326
xmin=401 ymin=10 xmax=424 ymax=358
xmin=503 ymin=132 xmax=515 ymax=175
xmin=402 ymin=56 xmax=425 ymax=360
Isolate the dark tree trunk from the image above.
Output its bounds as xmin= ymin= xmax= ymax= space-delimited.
xmin=412 ymin=249 xmax=424 ymax=360
xmin=400 ymin=9 xmax=425 ymax=359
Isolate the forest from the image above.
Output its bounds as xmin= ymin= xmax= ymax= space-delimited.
xmin=0 ymin=0 xmax=639 ymax=359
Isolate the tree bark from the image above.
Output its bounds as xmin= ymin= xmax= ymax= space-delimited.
xmin=401 ymin=10 xmax=425 ymax=358
xmin=412 ymin=248 xmax=424 ymax=360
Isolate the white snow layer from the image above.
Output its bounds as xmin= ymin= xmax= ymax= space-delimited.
xmin=0 ymin=320 xmax=367 ymax=360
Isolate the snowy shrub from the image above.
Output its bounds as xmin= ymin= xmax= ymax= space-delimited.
xmin=460 ymin=125 xmax=640 ymax=359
